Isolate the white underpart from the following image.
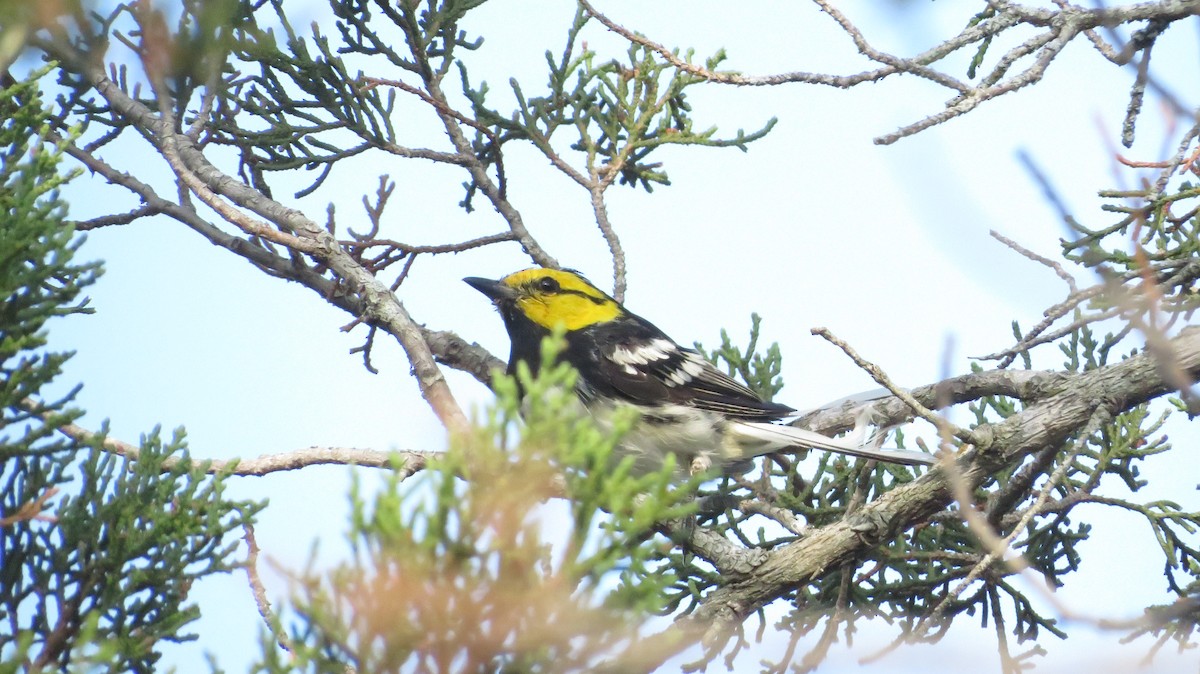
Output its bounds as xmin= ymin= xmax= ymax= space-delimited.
xmin=585 ymin=400 xmax=935 ymax=475
xmin=589 ymin=402 xmax=728 ymax=475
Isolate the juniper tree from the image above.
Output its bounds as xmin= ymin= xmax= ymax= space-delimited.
xmin=4 ymin=1 xmax=1200 ymax=673
xmin=0 ymin=72 xmax=261 ymax=672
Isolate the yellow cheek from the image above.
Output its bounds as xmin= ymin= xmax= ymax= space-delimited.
xmin=517 ymin=297 xmax=554 ymax=329
xmin=518 ymin=295 xmax=619 ymax=331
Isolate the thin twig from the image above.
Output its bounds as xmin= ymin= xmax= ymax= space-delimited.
xmin=578 ymin=0 xmax=978 ymax=90
xmin=39 ymin=408 xmax=432 ymax=477
xmin=975 ymin=292 xmax=1116 ymax=366
xmin=338 ymin=232 xmax=517 ymax=255
xmin=364 ymin=33 xmax=555 ymax=268
xmin=359 ymin=75 xmax=507 ymax=195
xmin=72 ymin=204 xmax=160 ymax=230
xmin=795 ymin=569 xmax=852 ymax=673
xmin=736 ymin=498 xmax=807 ymax=536
xmin=923 ymin=409 xmax=1112 ymax=631
xmin=55 ymin=48 xmax=473 ymax=431
xmin=990 ymin=229 xmax=1077 ymax=292
xmin=589 ymin=186 xmax=626 ymax=301
xmin=242 ymin=524 xmax=293 ymax=656
xmin=582 ymin=0 xmax=1200 ymax=145
xmin=0 ymin=487 xmax=60 ymax=527
xmin=811 ymin=327 xmax=971 ymax=445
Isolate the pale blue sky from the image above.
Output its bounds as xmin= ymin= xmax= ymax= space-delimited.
xmin=32 ymin=1 xmax=1200 ymax=671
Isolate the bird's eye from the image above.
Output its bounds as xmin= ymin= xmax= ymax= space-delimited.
xmin=537 ymin=277 xmax=560 ymax=293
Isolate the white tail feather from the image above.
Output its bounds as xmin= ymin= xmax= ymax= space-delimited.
xmin=730 ymin=421 xmax=936 ymax=467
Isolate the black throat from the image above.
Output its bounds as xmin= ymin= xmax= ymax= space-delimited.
xmin=499 ymin=304 xmax=552 ymax=376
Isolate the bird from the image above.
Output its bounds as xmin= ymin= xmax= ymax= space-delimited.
xmin=464 ymin=267 xmax=935 ymax=475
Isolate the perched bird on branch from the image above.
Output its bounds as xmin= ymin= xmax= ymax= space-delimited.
xmin=466 ymin=268 xmax=934 ymax=474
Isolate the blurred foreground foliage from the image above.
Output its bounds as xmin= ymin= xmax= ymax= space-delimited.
xmin=254 ymin=337 xmax=698 ymax=673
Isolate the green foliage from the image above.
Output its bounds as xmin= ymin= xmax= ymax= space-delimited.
xmin=958 ymin=114 xmax=1200 ymax=663
xmin=680 ymin=311 xmax=1195 ymax=671
xmin=19 ymin=0 xmax=1200 ymax=670
xmin=255 ymin=335 xmax=697 ymax=673
xmin=694 ymin=313 xmax=784 ymax=402
xmin=0 ymin=73 xmax=262 ymax=672
xmin=964 ymin=7 xmax=996 ymax=80
xmin=0 ymin=70 xmax=94 ymax=443
xmin=1058 ymin=145 xmax=1200 ymax=357
xmin=682 ymin=317 xmax=945 ymax=640
xmin=206 ymin=0 xmax=773 ymax=210
xmin=214 ymin=0 xmax=402 ymax=198
xmin=1033 ymin=91 xmax=1200 ymax=653
xmin=463 ymin=5 xmax=775 ymax=197
xmin=2 ymin=430 xmax=264 ymax=672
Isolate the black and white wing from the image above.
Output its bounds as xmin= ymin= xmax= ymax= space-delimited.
xmin=573 ymin=319 xmax=794 ymax=421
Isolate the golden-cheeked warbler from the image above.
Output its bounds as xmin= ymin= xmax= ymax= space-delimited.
xmin=465 ymin=268 xmax=934 ymax=474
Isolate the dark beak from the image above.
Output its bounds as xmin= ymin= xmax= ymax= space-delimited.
xmin=464 ymin=276 xmax=518 ymax=302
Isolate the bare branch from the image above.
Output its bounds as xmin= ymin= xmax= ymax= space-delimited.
xmin=71 ymin=205 xmax=160 ymax=231
xmin=386 ymin=25 xmax=558 ymax=269
xmin=338 ymin=232 xmax=517 ymax=255
xmin=655 ymin=327 xmax=1200 ymax=661
xmin=241 ymin=524 xmax=293 ymax=656
xmin=990 ymin=229 xmax=1078 ymax=293
xmin=40 ymin=409 xmax=432 ymax=478
xmin=578 ymin=0 xmax=986 ymax=90
xmin=794 ymin=368 xmax=1068 ymax=436
xmin=44 ymin=43 xmax=472 ymax=432
xmin=53 ymin=130 xmax=504 ymax=388
xmin=0 ymin=487 xmax=60 ymax=528
xmin=589 ymin=186 xmax=626 ymax=301
xmin=581 ymin=0 xmax=1200 ymax=144
xmin=357 ymin=77 xmax=499 ymax=168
